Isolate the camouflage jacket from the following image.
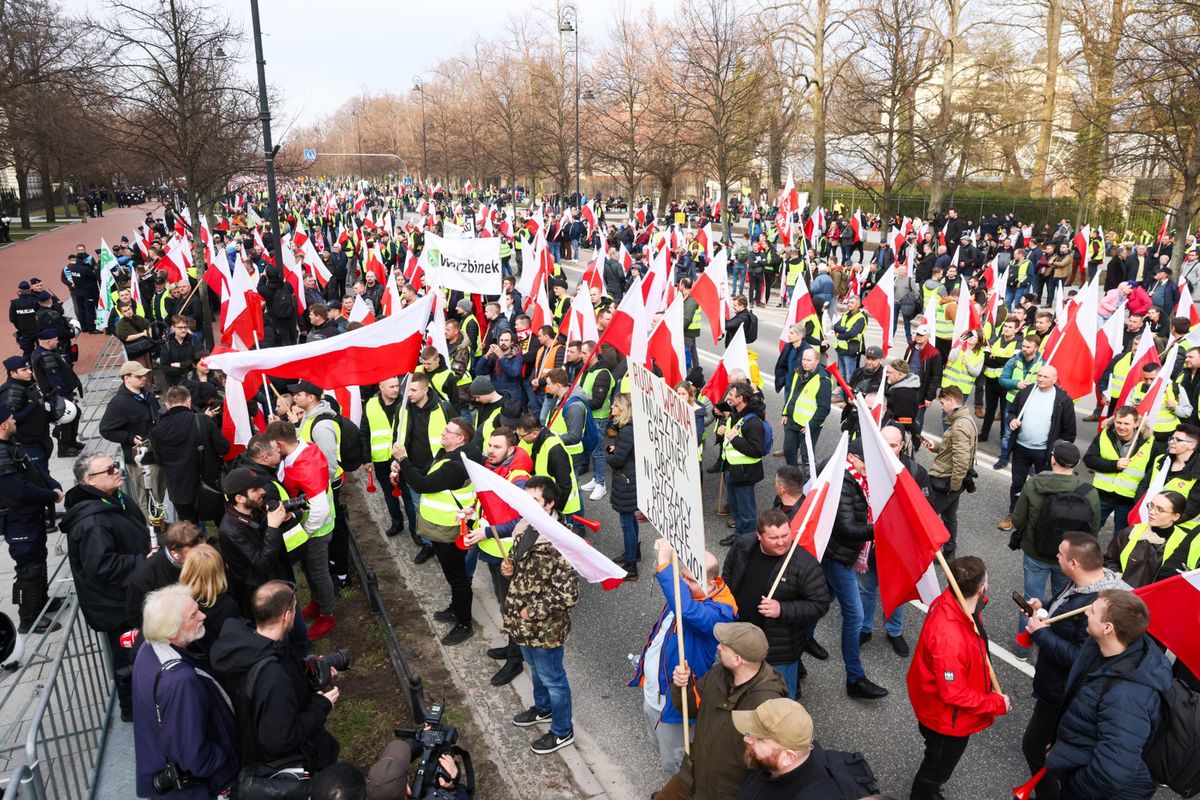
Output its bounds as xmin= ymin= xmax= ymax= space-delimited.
xmin=502 ymin=520 xmax=579 ymax=648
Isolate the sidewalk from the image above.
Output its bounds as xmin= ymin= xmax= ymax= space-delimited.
xmin=0 ymin=204 xmax=160 ymax=376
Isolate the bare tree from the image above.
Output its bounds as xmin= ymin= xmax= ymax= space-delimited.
xmin=589 ymin=10 xmax=655 ymax=207
xmin=1029 ymin=0 xmax=1064 ymax=196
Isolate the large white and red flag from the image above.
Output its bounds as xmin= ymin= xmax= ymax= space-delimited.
xmin=792 ymin=433 xmax=849 ymax=562
xmin=779 ymin=272 xmax=819 ymax=351
xmin=1114 ymin=325 xmax=1161 ymax=409
xmin=562 ymin=282 xmax=599 ymax=344
xmin=690 ymin=250 xmax=729 ymax=345
xmin=1044 ymin=274 xmax=1100 ymax=400
xmin=1135 ymin=568 xmax=1200 ymax=676
xmin=602 ymin=276 xmax=650 ymax=364
xmin=701 ymin=323 xmax=751 ymax=405
xmin=862 ymin=265 xmax=895 ymax=356
xmin=464 ymin=457 xmax=626 ymax=587
xmin=1094 ymin=305 xmax=1126 ymax=391
xmin=1175 ymin=282 xmax=1200 ymax=329
xmin=1134 ymin=343 xmax=1179 ymax=432
xmin=205 ymin=293 xmax=433 ymax=448
xmin=348 ymin=294 xmax=376 ymax=326
xmin=855 ymin=394 xmax=946 ymax=617
xmin=645 ymin=294 xmax=686 ymax=388
xmin=949 ymin=278 xmax=982 ymax=349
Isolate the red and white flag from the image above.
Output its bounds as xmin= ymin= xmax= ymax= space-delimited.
xmin=1094 ymin=305 xmax=1126 ymax=390
xmin=1114 ymin=325 xmax=1161 ymax=410
xmin=645 ymin=294 xmax=686 ymax=388
xmin=1128 ymin=454 xmax=1170 ymax=526
xmin=464 ymin=457 xmax=626 ymax=587
xmin=950 ymin=278 xmax=981 ymax=348
xmin=1045 ymin=274 xmax=1100 ymax=400
xmin=348 ymin=294 xmax=376 ymax=326
xmin=690 ymin=250 xmax=729 ymax=345
xmin=205 ymin=293 xmax=433 ymax=447
xmin=792 ymin=433 xmax=849 ymax=562
xmin=602 ymin=276 xmax=650 ymax=364
xmin=701 ymin=323 xmax=751 ymax=405
xmin=855 ymin=394 xmax=946 ymax=617
xmin=1175 ymin=282 xmax=1200 ymax=329
xmin=1134 ymin=344 xmax=1179 ymax=432
xmin=780 ymin=273 xmax=819 ymax=352
xmin=562 ymin=282 xmax=599 ymax=344
xmin=862 ymin=265 xmax=895 ymax=356
xmin=332 ymin=385 xmax=363 ymax=426
xmin=1135 ymin=567 xmax=1200 ymax=677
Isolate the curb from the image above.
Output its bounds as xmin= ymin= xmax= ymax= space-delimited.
xmin=356 ymin=475 xmax=638 ymax=800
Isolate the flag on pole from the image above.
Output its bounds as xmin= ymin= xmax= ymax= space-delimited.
xmin=701 ymin=324 xmax=751 ymax=404
xmin=1134 ymin=568 xmax=1200 ymax=676
xmin=1044 ymin=275 xmax=1100 ymax=400
xmin=792 ymin=433 xmax=849 ymax=562
xmin=348 ymin=294 xmax=376 ymax=326
xmin=645 ymin=294 xmax=686 ymax=388
xmin=690 ymin=250 xmax=729 ymax=345
xmin=779 ymin=273 xmax=818 ymax=351
xmin=862 ymin=265 xmax=895 ymax=356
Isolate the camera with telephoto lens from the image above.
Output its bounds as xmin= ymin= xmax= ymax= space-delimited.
xmin=151 ymin=760 xmax=202 ymax=794
xmin=395 ymin=702 xmax=473 ymax=799
xmin=304 ymin=648 xmax=351 ymax=690
xmin=267 ymin=492 xmax=309 ymax=515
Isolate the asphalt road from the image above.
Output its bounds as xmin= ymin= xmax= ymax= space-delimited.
xmin=549 ymin=255 xmax=1172 ymax=800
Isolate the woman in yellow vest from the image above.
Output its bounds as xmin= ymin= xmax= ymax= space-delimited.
xmin=941 ymin=329 xmax=985 ymax=396
xmin=1104 ymin=490 xmax=1200 ymax=587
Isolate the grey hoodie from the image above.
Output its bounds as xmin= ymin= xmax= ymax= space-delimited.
xmin=301 ymin=399 xmax=340 ymax=480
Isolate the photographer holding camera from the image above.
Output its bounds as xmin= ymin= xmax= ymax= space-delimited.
xmin=132 ymin=584 xmax=239 ymax=800
xmin=211 ymin=580 xmax=340 ymax=799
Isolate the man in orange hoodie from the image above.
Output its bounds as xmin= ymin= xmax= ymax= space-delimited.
xmin=906 ymin=556 xmax=1010 ymax=800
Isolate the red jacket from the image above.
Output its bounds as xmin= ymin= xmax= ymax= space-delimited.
xmin=906 ymin=589 xmax=1007 ymax=736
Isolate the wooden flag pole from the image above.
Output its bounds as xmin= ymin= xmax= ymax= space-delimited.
xmin=671 ymin=550 xmax=691 ymax=756
xmin=1042 ymin=603 xmax=1091 ymax=625
xmin=934 ymin=550 xmax=1003 ymax=694
xmin=764 ymin=494 xmax=821 ymax=601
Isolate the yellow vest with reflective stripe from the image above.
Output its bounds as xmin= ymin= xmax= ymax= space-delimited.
xmin=1109 ymin=353 xmax=1134 ymax=403
xmin=934 ymin=303 xmax=953 ymax=340
xmin=723 ymin=416 xmax=762 ymax=466
xmin=942 ymin=348 xmax=984 ymax=394
xmin=786 ymin=370 xmax=821 ymax=426
xmin=417 ymin=452 xmax=476 ymax=526
xmin=363 ymin=396 xmax=396 ymax=463
xmin=397 ymin=399 xmax=448 ymax=459
xmin=475 ymin=404 xmax=503 ymax=445
xmin=1006 ymin=357 xmax=1041 ymax=403
xmin=533 ymin=434 xmax=580 ymax=515
xmin=272 ymin=479 xmax=308 ymax=552
xmin=298 ymin=413 xmax=344 ymax=481
xmin=1119 ymin=523 xmax=1200 ymax=572
xmin=582 ymin=368 xmax=613 ymax=420
xmin=550 ymin=398 xmax=585 ymax=456
xmin=834 ymin=311 xmax=866 ymax=352
xmin=1091 ymin=430 xmax=1151 ymax=498
xmin=1127 ymin=381 xmax=1179 ymax=434
xmin=985 ymin=335 xmax=1018 ymax=379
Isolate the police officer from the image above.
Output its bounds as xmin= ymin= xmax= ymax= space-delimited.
xmin=0 ymin=406 xmax=63 ymax=634
xmin=33 ymin=295 xmax=74 ymax=361
xmin=31 ymin=329 xmax=84 ymax=456
xmin=9 ymin=281 xmax=40 ymax=357
xmin=0 ymin=356 xmax=55 ymax=473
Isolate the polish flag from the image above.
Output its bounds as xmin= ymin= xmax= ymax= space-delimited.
xmin=348 ymin=294 xmax=376 ymax=326
xmin=562 ymin=282 xmax=599 ymax=344
xmin=1135 ymin=568 xmax=1200 ymax=676
xmin=690 ymin=250 xmax=729 ymax=345
xmin=580 ymin=240 xmax=607 ymax=295
xmin=602 ymin=276 xmax=650 ymax=364
xmin=793 ymin=433 xmax=849 ymax=562
xmin=205 ymin=293 xmax=433 ymax=446
xmin=1175 ymin=282 xmax=1200 ymax=329
xmin=332 ymin=385 xmax=363 ymax=426
xmin=862 ymin=264 xmax=896 ymax=356
xmin=516 ymin=229 xmax=553 ymax=302
xmin=528 ymin=279 xmax=556 ymax=334
xmin=221 ymin=261 xmax=263 ymax=351
xmin=293 ymin=217 xmax=332 ymax=287
xmin=950 ymin=279 xmax=981 ymax=348
xmin=979 ymin=257 xmax=997 ymax=291
xmin=641 ymin=244 xmax=670 ymax=314
xmin=1155 ymin=214 xmax=1170 ymax=244
xmin=363 ymin=246 xmax=388 ymax=284
xmin=1094 ymin=305 xmax=1126 ymax=388
xmin=1045 ymin=274 xmax=1100 ymax=400
xmin=402 ymin=248 xmax=423 ymax=293
xmin=780 ymin=273 xmax=819 ymax=351
xmin=1114 ymin=325 xmax=1161 ymax=409
xmin=701 ymin=323 xmax=751 ymax=405
xmin=849 ymin=208 xmax=864 ymax=243
xmin=645 ymin=294 xmax=686 ymax=388
xmin=1072 ymin=225 xmax=1091 ymax=262
xmin=695 ymin=222 xmax=714 ymax=260
xmin=427 ymin=292 xmax=450 ymax=362
xmin=618 ymin=243 xmax=634 ymax=272
xmin=1128 ymin=453 xmax=1170 ymax=526
xmin=464 ymin=457 xmax=626 ymax=587
xmin=580 ymin=200 xmax=598 ymax=240
xmin=855 ymin=394 xmax=947 ymax=617
xmin=1135 ymin=344 xmax=1179 ymax=432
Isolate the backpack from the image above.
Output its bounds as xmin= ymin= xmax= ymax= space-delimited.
xmin=270 ymin=281 xmax=296 ymax=319
xmin=564 ymin=396 xmax=600 ymax=453
xmin=312 ymin=411 xmax=366 ymax=473
xmin=815 ymin=744 xmax=880 ymax=799
xmin=1033 ymin=484 xmax=1094 ymax=558
xmin=1144 ymin=679 xmax=1200 ymax=797
xmin=742 ymin=411 xmax=774 ymax=453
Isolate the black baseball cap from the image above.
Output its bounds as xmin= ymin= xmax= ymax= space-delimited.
xmin=222 ymin=467 xmax=271 ymax=497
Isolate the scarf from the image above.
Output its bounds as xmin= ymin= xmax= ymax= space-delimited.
xmin=847 ymin=459 xmax=873 ymax=573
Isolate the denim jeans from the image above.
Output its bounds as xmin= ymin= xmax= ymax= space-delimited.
xmin=822 ymin=559 xmax=866 ymax=682
xmin=1016 ymin=553 xmax=1070 ymax=642
xmin=771 ymin=660 xmax=799 ymax=699
xmin=550 ymin=241 xmax=561 ymax=262
xmin=520 ymin=644 xmax=573 ymax=738
xmin=857 ymin=564 xmax=905 ymax=637
xmin=1005 ymin=285 xmax=1029 ymax=309
xmin=893 ymin=303 xmax=914 ymax=342
xmin=619 ymin=512 xmax=640 ymax=564
xmin=725 ymin=474 xmax=758 ymax=537
xmin=1098 ymin=495 xmax=1133 ymax=536
xmin=837 ymin=354 xmax=859 ymax=392
xmin=732 ymin=265 xmax=747 ymax=296
xmin=840 ymin=244 xmax=854 ymax=265
xmin=783 ymin=424 xmax=802 ymax=467
xmin=589 ymin=446 xmax=607 ymax=487
xmin=998 ymin=406 xmax=1016 ymax=462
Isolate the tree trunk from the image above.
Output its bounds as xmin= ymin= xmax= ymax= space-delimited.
xmin=767 ymin=125 xmax=784 ymax=191
xmin=928 ymin=0 xmax=959 ymax=212
xmin=14 ymin=159 xmax=32 ymax=229
xmin=38 ymin=155 xmax=56 ymax=223
xmin=810 ymin=0 xmax=829 ymax=210
xmin=1030 ymin=0 xmax=1063 ymax=198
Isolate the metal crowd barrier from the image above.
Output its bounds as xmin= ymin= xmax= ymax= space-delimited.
xmin=0 ymin=597 xmax=114 ymax=800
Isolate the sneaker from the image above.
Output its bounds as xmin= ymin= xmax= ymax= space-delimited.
xmin=589 ymin=485 xmax=607 ymax=501
xmin=804 ymin=639 xmax=829 ymax=660
xmin=433 ymin=607 xmax=456 ymax=623
xmin=490 ymin=659 xmax=524 ymax=686
xmin=992 ymin=458 xmax=1009 ymax=471
xmin=718 ymin=534 xmax=737 ymax=547
xmin=888 ymin=634 xmax=910 ymax=657
xmin=530 ymin=730 xmax=575 ymax=754
xmin=997 ymin=515 xmax=1013 ymax=531
xmin=512 ymin=706 xmax=552 ymax=727
xmin=580 ymin=479 xmax=597 ymax=492
xmin=385 ymin=521 xmax=403 ymax=537
xmin=414 ymin=544 xmax=436 ymax=564
xmin=846 ymin=677 xmax=889 ymax=699
xmin=441 ymin=623 xmax=473 ymax=646
xmin=307 ymin=614 xmax=336 ymax=641
xmin=772 ymin=449 xmax=784 ymax=457
xmin=300 ymin=600 xmax=320 ymax=622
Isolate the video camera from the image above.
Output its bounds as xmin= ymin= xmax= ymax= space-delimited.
xmin=395 ymin=702 xmax=474 ymax=799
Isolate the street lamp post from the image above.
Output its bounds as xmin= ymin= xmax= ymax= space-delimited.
xmin=351 ymin=108 xmax=364 ymax=178
xmin=249 ymin=0 xmax=282 ymax=269
xmin=412 ymin=77 xmax=427 ymax=180
xmin=559 ymin=3 xmax=580 ymax=208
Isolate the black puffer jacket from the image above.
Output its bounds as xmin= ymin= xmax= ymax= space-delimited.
xmin=828 ymin=465 xmax=873 ymax=567
xmin=160 ymin=333 xmax=203 ymax=386
xmin=61 ymin=484 xmax=151 ymax=631
xmin=722 ymin=536 xmax=831 ymax=664
xmin=218 ymin=505 xmax=294 ymax=616
xmin=724 ymin=397 xmax=768 ymax=486
xmin=605 ymin=421 xmax=637 ymax=514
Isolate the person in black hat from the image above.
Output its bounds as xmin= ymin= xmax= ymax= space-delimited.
xmin=31 ymin=329 xmax=84 ymax=456
xmin=28 ymin=278 xmax=64 ymax=316
xmin=9 ymin=281 xmax=40 ymax=357
xmin=65 ymin=249 xmax=100 ymax=333
xmin=0 ymin=404 xmax=63 ymax=634
xmin=0 ymin=355 xmax=56 ymax=469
